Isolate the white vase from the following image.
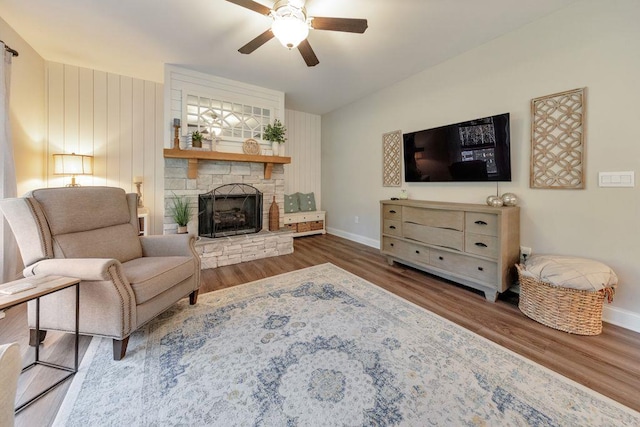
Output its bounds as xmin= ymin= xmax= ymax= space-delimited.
xmin=279 ymin=145 xmax=285 ymax=156
xmin=271 ymin=141 xmax=279 ymax=156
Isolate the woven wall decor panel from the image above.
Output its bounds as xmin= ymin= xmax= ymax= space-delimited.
xmin=383 ymin=130 xmax=402 ymax=187
xmin=531 ymin=87 xmax=586 ymax=189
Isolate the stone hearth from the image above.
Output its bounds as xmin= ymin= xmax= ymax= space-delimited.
xmin=196 ymin=230 xmax=293 ymax=269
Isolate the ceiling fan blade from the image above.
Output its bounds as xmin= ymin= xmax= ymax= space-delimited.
xmin=298 ymin=39 xmax=319 ymax=67
xmin=310 ymin=17 xmax=368 ymax=33
xmin=226 ymin=0 xmax=271 ymax=16
xmin=239 ymin=29 xmax=275 ymax=54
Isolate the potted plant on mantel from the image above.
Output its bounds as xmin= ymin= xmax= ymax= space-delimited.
xmin=263 ymin=119 xmax=287 ymax=156
xmin=191 ymin=130 xmax=203 ymax=148
xmin=170 ymin=193 xmax=192 ymax=234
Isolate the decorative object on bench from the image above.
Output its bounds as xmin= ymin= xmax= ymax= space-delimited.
xmin=283 ymin=192 xmax=325 ymax=237
xmin=284 ymin=193 xmax=300 ymax=213
xmin=0 ymin=187 xmax=201 ymax=360
xmin=531 ymin=88 xmax=586 ymax=189
xmin=298 ymin=192 xmax=316 ymax=211
xmin=516 ymin=255 xmax=617 ymax=335
xmin=269 ymin=196 xmax=279 ymax=231
xmin=382 ymin=130 xmax=402 ymax=187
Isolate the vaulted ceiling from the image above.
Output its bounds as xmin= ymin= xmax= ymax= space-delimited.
xmin=0 ymin=0 xmax=578 ymax=114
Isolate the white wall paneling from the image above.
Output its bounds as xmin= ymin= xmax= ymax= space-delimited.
xmin=164 ymin=65 xmax=285 ymax=153
xmin=45 ymin=62 xmax=163 ymax=233
xmin=284 ymin=109 xmax=322 ymax=208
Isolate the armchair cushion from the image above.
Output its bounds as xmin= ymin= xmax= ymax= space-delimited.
xmin=30 ymin=187 xmax=142 ymax=263
xmin=122 ymin=256 xmax=195 ymax=304
xmin=54 ymin=224 xmax=141 ymax=262
xmin=30 ymin=187 xmax=131 ymax=234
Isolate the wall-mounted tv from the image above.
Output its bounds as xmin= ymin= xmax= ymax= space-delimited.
xmin=403 ymin=113 xmax=511 ymax=182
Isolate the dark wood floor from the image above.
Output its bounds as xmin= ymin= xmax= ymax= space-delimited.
xmin=2 ymin=234 xmax=639 ymax=426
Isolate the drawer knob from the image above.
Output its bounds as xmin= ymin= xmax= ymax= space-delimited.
xmin=389 ymin=225 xmax=396 ymax=229
xmin=389 ymin=210 xmax=397 ymax=214
xmin=478 ymin=267 xmax=484 ymax=271
xmin=438 ymin=256 xmax=444 ymax=260
xmin=390 ymin=243 xmax=394 ymax=247
xmin=474 ymin=242 xmax=488 ymax=248
xmin=415 ymin=250 xmax=420 ymax=254
xmin=475 ymin=220 xmax=488 ymax=225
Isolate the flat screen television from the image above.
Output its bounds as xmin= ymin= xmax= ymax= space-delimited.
xmin=403 ymin=113 xmax=511 ymax=182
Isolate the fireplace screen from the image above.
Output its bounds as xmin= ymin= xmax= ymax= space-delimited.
xmin=198 ymin=184 xmax=263 ymax=238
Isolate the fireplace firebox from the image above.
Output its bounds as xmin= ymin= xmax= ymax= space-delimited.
xmin=198 ymin=184 xmax=263 ymax=238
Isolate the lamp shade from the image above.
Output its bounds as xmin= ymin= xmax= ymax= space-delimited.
xmin=53 ymin=153 xmax=93 ymax=176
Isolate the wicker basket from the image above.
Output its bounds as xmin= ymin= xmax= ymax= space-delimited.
xmin=283 ymin=223 xmax=297 ymax=232
xmin=297 ymin=222 xmax=311 ymax=232
xmin=516 ymin=264 xmax=614 ymax=336
xmin=310 ymin=220 xmax=324 ymax=231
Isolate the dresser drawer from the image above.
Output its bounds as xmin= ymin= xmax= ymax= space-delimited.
xmin=382 ymin=204 xmax=402 ymax=220
xmin=403 ymin=222 xmax=463 ymax=251
xmin=465 ymin=212 xmax=498 ymax=236
xmin=403 ymin=207 xmax=464 ymax=231
xmin=382 ymin=237 xmax=429 ymax=265
xmin=465 ymin=233 xmax=499 ymax=259
xmin=383 ymin=219 xmax=402 ymax=236
xmin=430 ymin=249 xmax=498 ymax=284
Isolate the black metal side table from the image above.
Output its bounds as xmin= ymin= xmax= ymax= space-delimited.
xmin=0 ymin=275 xmax=80 ymax=413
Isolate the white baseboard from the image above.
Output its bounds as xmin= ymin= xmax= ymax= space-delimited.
xmin=326 ymin=227 xmax=379 ymax=249
xmin=327 ymin=227 xmax=640 ymax=334
xmin=603 ymin=306 xmax=640 ymax=333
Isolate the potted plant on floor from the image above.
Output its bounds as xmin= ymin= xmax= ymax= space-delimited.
xmin=170 ymin=193 xmax=192 ymax=233
xmin=263 ymin=119 xmax=287 ymax=156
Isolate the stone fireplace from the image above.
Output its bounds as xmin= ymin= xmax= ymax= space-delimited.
xmin=164 ymin=157 xmax=293 ymax=268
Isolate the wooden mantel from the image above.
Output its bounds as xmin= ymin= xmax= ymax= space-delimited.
xmin=163 ymin=149 xmax=291 ymax=180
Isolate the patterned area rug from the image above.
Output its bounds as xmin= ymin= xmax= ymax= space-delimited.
xmin=54 ymin=264 xmax=639 ymax=426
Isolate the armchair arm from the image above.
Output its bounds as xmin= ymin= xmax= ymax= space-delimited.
xmin=23 ymin=257 xmax=137 ymax=338
xmin=139 ymin=234 xmax=197 ymax=258
xmin=23 ymin=258 xmax=123 ymax=281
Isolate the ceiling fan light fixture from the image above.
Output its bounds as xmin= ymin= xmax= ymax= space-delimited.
xmin=272 ymin=16 xmax=309 ymax=49
xmin=271 ymin=2 xmax=309 ymax=49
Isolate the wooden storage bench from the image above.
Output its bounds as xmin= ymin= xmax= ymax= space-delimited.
xmin=283 ymin=211 xmax=326 ymax=237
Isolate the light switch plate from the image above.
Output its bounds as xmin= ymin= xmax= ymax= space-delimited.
xmin=599 ymin=171 xmax=635 ymax=187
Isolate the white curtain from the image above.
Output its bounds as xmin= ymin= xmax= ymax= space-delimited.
xmin=0 ymin=44 xmax=18 ymax=282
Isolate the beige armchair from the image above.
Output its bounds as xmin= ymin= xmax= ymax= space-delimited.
xmin=0 ymin=187 xmax=200 ymax=360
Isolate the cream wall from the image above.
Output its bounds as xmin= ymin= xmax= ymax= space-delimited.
xmin=0 ymin=17 xmax=45 ymax=195
xmin=322 ymin=0 xmax=640 ymax=329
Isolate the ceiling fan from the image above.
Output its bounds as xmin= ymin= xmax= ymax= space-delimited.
xmin=226 ymin=0 xmax=368 ymax=67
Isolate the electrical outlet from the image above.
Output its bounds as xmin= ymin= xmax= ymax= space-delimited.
xmin=354 ymin=216 xmax=359 ymax=224
xmin=520 ymin=246 xmax=532 ymax=264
